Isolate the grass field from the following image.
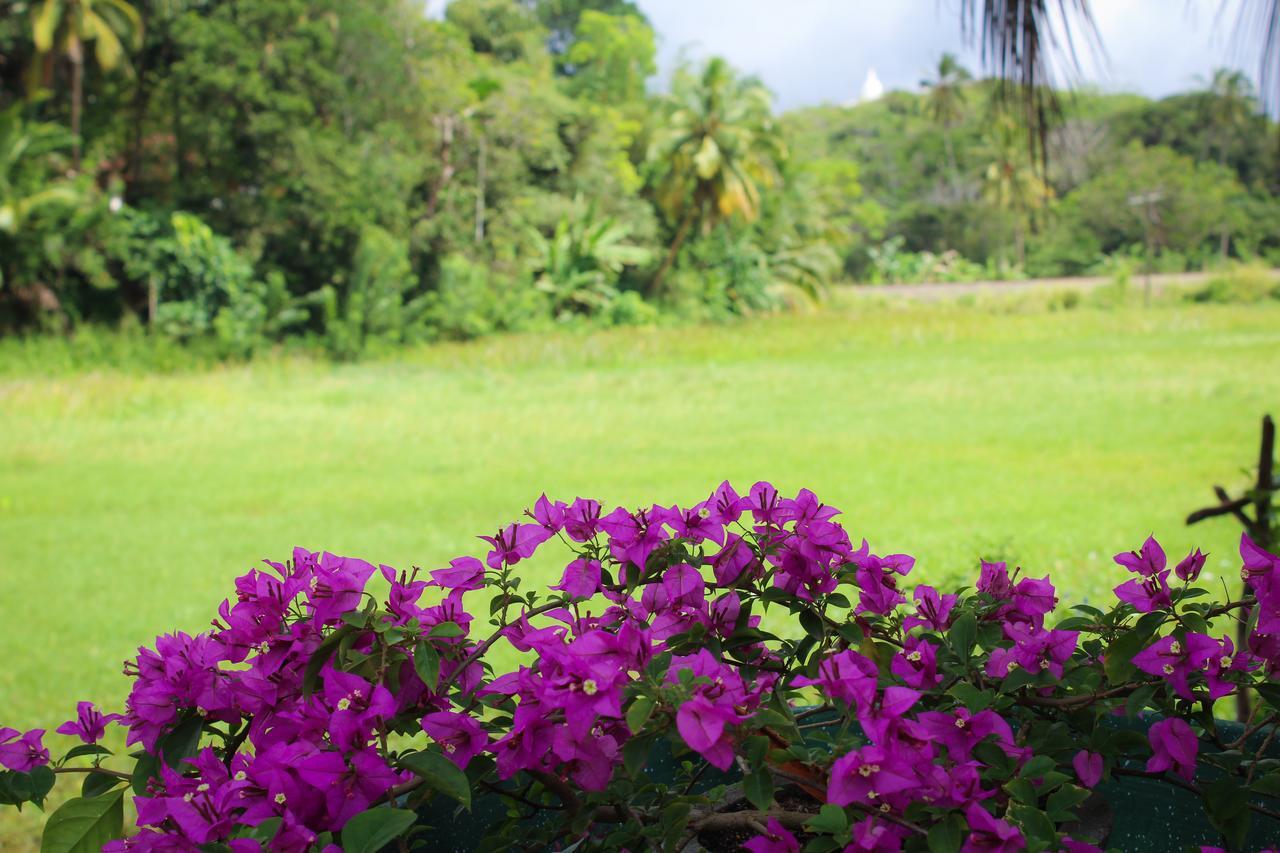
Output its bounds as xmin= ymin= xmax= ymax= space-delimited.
xmin=1 ymin=296 xmax=1279 ymax=845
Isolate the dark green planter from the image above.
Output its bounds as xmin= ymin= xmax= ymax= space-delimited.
xmin=408 ymin=715 xmax=1280 ymax=852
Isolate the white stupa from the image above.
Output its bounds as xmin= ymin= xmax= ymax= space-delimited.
xmin=859 ymin=67 xmax=885 ymax=102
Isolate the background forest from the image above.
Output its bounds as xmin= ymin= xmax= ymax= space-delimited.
xmin=1 ymin=0 xmax=1279 ymax=360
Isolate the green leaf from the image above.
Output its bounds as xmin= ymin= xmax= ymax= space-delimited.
xmin=413 ymin=640 xmax=440 ymax=692
xmin=806 ymin=803 xmax=849 ymax=835
xmin=625 ymin=697 xmax=655 ymax=733
xmin=302 ymin=626 xmax=352 ymax=698
xmin=1203 ymin=776 xmax=1250 ymax=851
xmin=948 ymin=682 xmax=994 ymax=713
xmin=130 ymin=752 xmax=159 ymax=797
xmin=40 ymin=788 xmax=125 ymax=853
xmin=622 ymin=735 xmax=651 ymax=775
xmin=28 ymin=766 xmax=55 ymax=807
xmin=1007 ymin=803 xmax=1056 ymax=848
xmin=1255 ymin=682 xmax=1280 ymax=711
xmin=1251 ymin=772 xmax=1280 ymax=798
xmin=338 ymin=807 xmax=417 ymax=853
xmin=1046 ymin=783 xmax=1091 ymax=815
xmin=159 ymin=716 xmax=204 ymax=770
xmin=926 ymin=816 xmax=963 ymax=853
xmin=81 ymin=771 xmax=123 ymax=799
xmin=1103 ymin=627 xmax=1155 ymax=685
xmin=246 ymin=817 xmax=282 ymax=844
xmin=399 ymin=750 xmax=471 ymax=808
xmin=429 ymin=622 xmax=466 ymax=639
xmin=799 ymin=609 xmax=825 ymax=642
xmin=61 ymin=744 xmax=112 ymax=763
xmin=743 ymin=766 xmax=773 ymax=811
xmin=340 ymin=611 xmax=370 ymax=628
xmin=949 ymin=613 xmax=977 ymax=661
xmin=1018 ymin=755 xmax=1056 ymax=779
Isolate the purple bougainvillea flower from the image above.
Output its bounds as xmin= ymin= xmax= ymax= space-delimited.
xmin=711 ymin=534 xmax=761 ymax=587
xmin=668 ymin=501 xmax=727 ymax=545
xmin=851 ymin=541 xmax=912 ymax=616
xmin=0 ymin=728 xmax=48 ymax=772
xmin=421 ymin=710 xmax=490 ymax=769
xmin=977 ymin=561 xmax=1013 ymax=599
xmin=743 ymin=817 xmax=801 ymax=853
xmin=1072 ymin=750 xmax=1103 ymax=788
xmin=745 ymin=481 xmax=785 ymax=525
xmin=550 ymin=558 xmax=602 ymax=600
xmin=891 ymin=635 xmax=941 ymax=688
xmin=1146 ymin=717 xmax=1198 ymax=782
xmin=847 ymin=816 xmax=911 ymax=852
xmin=903 ymin=585 xmax=957 ymax=632
xmin=480 ymin=522 xmax=551 ymax=570
xmin=1175 ymin=548 xmax=1207 ymax=582
xmin=985 ymin=624 xmax=1077 ymax=680
xmin=1242 ymin=535 xmax=1280 ymax=640
xmin=962 ymin=803 xmax=1025 ymax=852
xmin=1059 ymin=840 xmax=1105 ymax=853
xmin=600 ymin=506 xmax=670 ymax=572
xmin=562 ymin=497 xmax=602 ymax=542
xmin=1115 ymin=535 xmax=1167 ymax=577
xmin=793 ymin=649 xmax=878 ymax=712
xmin=1201 ymin=635 xmax=1257 ymax=700
xmin=1113 ymin=570 xmax=1173 ymax=613
xmin=426 ymin=556 xmax=486 ymax=592
xmin=827 ymin=744 xmax=921 ymax=809
xmin=1009 ymin=575 xmax=1057 ymax=627
xmin=1131 ymin=633 xmax=1219 ymax=700
xmin=675 ymin=694 xmax=743 ymax=770
xmin=661 ymin=563 xmax=705 ymax=609
xmin=916 ymin=708 xmax=1017 ymax=762
xmin=319 ymin=666 xmax=397 ymax=752
xmin=532 ymin=494 xmax=567 ymax=534
xmin=308 ymin=553 xmax=377 ymax=625
xmin=709 ymin=480 xmax=745 ymax=525
xmin=55 ymin=702 xmax=123 ymax=745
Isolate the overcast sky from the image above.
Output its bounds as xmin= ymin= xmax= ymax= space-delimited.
xmin=636 ymin=0 xmax=1261 ymax=111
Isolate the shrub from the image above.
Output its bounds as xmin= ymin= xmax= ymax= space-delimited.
xmin=419 ymin=254 xmax=549 ymax=341
xmin=1187 ymin=265 xmax=1280 ymax=305
xmin=2 ymin=483 xmax=1279 ymax=851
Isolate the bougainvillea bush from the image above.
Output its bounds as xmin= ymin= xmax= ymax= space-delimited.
xmin=3 ymin=482 xmax=1280 ymax=852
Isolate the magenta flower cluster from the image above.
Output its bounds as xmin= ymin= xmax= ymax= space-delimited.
xmin=2 ymin=482 xmax=1279 ymax=853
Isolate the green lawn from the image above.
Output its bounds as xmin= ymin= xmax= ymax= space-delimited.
xmin=2 ymin=297 xmax=1278 ymax=741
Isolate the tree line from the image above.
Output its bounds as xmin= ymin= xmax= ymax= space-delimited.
xmin=0 ymin=0 xmax=1276 ymax=357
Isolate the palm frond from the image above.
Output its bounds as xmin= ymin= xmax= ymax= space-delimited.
xmin=958 ymin=0 xmax=1102 ymax=164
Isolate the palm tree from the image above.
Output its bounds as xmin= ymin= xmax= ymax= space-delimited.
xmin=530 ymin=204 xmax=652 ymax=318
xmin=645 ymin=57 xmax=786 ymax=296
xmin=957 ymin=1 xmax=1279 ymax=162
xmin=981 ymin=113 xmax=1051 ymax=269
xmin=0 ymin=104 xmax=83 ymax=306
xmin=921 ymin=53 xmax=972 ymax=195
xmin=1198 ymin=68 xmax=1254 ymax=257
xmin=28 ymin=0 xmax=144 ymax=171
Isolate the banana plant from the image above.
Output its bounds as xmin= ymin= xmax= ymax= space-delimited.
xmin=28 ymin=0 xmax=144 ymax=170
xmin=529 ymin=207 xmax=652 ymax=318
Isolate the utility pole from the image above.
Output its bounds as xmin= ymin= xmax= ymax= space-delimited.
xmin=1126 ymin=191 xmax=1163 ymax=306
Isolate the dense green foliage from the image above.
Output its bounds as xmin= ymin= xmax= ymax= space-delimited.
xmin=787 ymin=65 xmax=1280 ymax=282
xmin=1 ymin=3 xmax=1277 ymax=356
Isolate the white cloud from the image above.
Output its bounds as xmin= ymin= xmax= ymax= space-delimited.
xmin=636 ymin=0 xmax=1256 ymax=110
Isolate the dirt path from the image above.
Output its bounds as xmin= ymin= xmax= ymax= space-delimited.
xmin=852 ymin=270 xmax=1218 ymax=300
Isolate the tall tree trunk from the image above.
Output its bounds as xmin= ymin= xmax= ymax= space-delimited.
xmin=649 ymin=200 xmax=698 ymax=298
xmin=943 ymin=130 xmax=961 ymax=200
xmin=1013 ymin=221 xmax=1025 ymax=270
xmin=69 ymin=37 xmax=84 ymax=173
xmin=474 ymin=131 xmax=486 ymax=244
xmin=426 ymin=114 xmax=455 ymax=220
